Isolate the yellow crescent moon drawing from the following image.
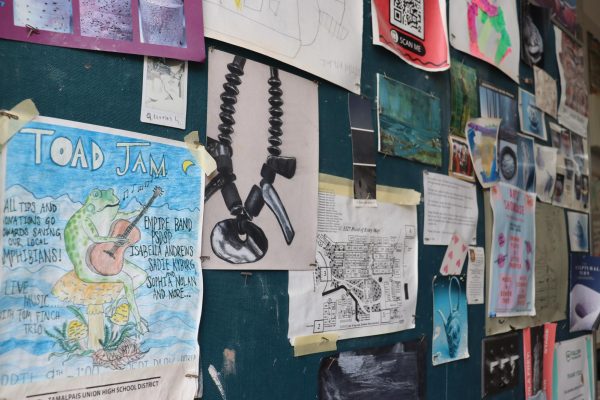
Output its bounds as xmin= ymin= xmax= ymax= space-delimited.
xmin=182 ymin=160 xmax=195 ymax=174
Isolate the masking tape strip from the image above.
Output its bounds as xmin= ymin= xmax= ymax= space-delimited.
xmin=292 ymin=332 xmax=339 ymax=357
xmin=319 ymin=173 xmax=421 ymax=206
xmin=184 ymin=131 xmax=216 ymax=176
xmin=0 ymin=99 xmax=39 ymax=147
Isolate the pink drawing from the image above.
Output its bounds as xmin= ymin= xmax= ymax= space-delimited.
xmin=448 ymin=251 xmax=454 ymax=260
xmin=498 ymin=233 xmax=506 ymax=247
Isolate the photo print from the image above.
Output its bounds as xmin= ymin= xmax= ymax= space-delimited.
xmin=139 ymin=0 xmax=186 ymax=47
xmin=479 ymin=82 xmax=519 ymax=135
xmin=319 ymin=340 xmax=427 ymax=400
xmin=349 ymin=94 xmax=377 ymax=205
xmin=13 ymin=0 xmax=73 ymax=33
xmin=517 ymin=134 xmax=536 ymax=193
xmin=519 ymin=88 xmax=547 ymax=141
xmin=449 ymin=60 xmax=479 ymax=138
xmin=80 ymin=0 xmax=133 ymax=41
xmin=202 ymin=49 xmax=319 ymax=270
xmin=432 ymin=275 xmax=469 ymax=365
xmin=449 ymin=135 xmax=475 ymax=182
xmin=2 ymin=0 xmax=204 ymax=60
xmin=567 ymin=211 xmax=589 ymax=252
xmin=140 ymin=56 xmax=188 ymax=129
xmin=377 ymin=74 xmax=442 ymax=167
xmin=482 ymin=332 xmax=521 ymax=398
xmin=534 ymin=144 xmax=558 ymax=203
xmin=497 ymin=129 xmax=518 ymax=187
xmin=521 ymin=2 xmax=550 ymax=66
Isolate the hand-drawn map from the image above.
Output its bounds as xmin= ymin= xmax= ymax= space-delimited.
xmin=202 ymin=0 xmax=363 ymax=93
xmin=0 ymin=117 xmax=204 ymax=399
xmin=288 ymin=181 xmax=418 ymax=341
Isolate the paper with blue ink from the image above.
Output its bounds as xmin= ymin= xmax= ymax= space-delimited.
xmin=570 ymin=255 xmax=600 ymax=332
xmin=488 ymin=183 xmax=536 ymax=317
xmin=465 ymin=118 xmax=501 ymax=188
xmin=0 ymin=117 xmax=204 ymax=399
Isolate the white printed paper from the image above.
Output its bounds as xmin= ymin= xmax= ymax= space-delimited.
xmin=467 ymin=247 xmax=485 ymax=304
xmin=288 ymin=177 xmax=418 ymax=341
xmin=141 ymin=57 xmax=188 ymax=129
xmin=534 ymin=66 xmax=558 ymax=118
xmin=424 ymin=172 xmax=478 ymax=245
xmin=202 ymin=0 xmax=363 ymax=94
xmin=534 ymin=145 xmax=558 ymax=204
xmin=553 ymin=336 xmax=595 ymax=400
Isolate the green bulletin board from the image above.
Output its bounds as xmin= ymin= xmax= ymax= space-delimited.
xmin=0 ymin=1 xmax=589 ymax=399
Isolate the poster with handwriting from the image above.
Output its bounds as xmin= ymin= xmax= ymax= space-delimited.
xmin=488 ymin=182 xmax=536 ymax=317
xmin=0 ymin=117 xmax=204 ymax=399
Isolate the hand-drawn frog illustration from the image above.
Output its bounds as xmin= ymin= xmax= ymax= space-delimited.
xmin=64 ymin=188 xmax=148 ymax=335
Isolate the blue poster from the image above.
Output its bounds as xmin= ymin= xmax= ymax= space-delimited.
xmin=0 ymin=117 xmax=204 ymax=398
xmin=432 ymin=275 xmax=469 ymax=365
xmin=489 ymin=182 xmax=536 ymax=317
xmin=569 ymin=254 xmax=600 ymax=332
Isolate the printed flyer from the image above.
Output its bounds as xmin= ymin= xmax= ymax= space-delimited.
xmin=523 ymin=323 xmax=556 ymax=400
xmin=489 ymin=182 xmax=536 ymax=317
xmin=0 ymin=117 xmax=204 ymax=399
xmin=371 ymin=0 xmax=450 ymax=71
xmin=569 ymin=254 xmax=600 ymax=332
xmin=553 ymin=335 xmax=595 ymax=400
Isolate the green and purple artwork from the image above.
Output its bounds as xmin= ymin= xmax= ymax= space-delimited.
xmin=376 ymin=74 xmax=442 ymax=167
xmin=449 ymin=0 xmax=520 ymax=83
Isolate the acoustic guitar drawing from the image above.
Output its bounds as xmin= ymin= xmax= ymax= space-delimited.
xmin=86 ymin=186 xmax=163 ymax=276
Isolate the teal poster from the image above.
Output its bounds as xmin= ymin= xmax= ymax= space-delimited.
xmin=0 ymin=117 xmax=204 ymax=399
xmin=489 ymin=182 xmax=536 ymax=317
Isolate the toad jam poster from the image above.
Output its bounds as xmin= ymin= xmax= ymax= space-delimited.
xmin=0 ymin=117 xmax=204 ymax=399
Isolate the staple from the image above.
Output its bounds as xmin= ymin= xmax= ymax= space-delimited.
xmin=523 ymin=77 xmax=533 ymax=85
xmin=419 ymin=334 xmax=425 ymax=343
xmin=320 ymin=336 xmax=329 ymax=343
xmin=25 ymin=25 xmax=39 ymax=38
xmin=0 ymin=110 xmax=18 ymax=120
xmin=185 ymin=374 xmax=199 ymax=378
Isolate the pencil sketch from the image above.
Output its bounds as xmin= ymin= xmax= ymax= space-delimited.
xmin=202 ymin=0 xmax=363 ymax=93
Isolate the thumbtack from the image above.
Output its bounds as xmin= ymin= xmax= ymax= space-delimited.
xmin=25 ymin=25 xmax=39 ymax=38
xmin=0 ymin=110 xmax=18 ymax=120
xmin=241 ymin=271 xmax=252 ymax=285
xmin=523 ymin=78 xmax=533 ymax=85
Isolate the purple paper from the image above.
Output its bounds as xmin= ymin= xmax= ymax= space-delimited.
xmin=1 ymin=0 xmax=204 ymax=61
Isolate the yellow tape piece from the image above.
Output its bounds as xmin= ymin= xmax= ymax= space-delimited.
xmin=0 ymin=99 xmax=39 ymax=148
xmin=319 ymin=173 xmax=421 ymax=206
xmin=292 ymin=332 xmax=339 ymax=357
xmin=184 ymin=131 xmax=217 ymax=176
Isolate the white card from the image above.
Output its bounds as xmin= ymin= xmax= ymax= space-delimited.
xmin=466 ymin=247 xmax=485 ymax=304
xmin=141 ymin=56 xmax=188 ymax=130
xmin=440 ymin=232 xmax=469 ymax=275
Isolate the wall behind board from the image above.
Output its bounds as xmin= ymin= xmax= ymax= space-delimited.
xmin=0 ymin=1 xmax=590 ymax=399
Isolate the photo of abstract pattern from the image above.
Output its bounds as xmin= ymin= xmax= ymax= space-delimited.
xmin=80 ymin=0 xmax=133 ymax=41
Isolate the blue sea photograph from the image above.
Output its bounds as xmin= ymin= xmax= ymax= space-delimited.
xmin=377 ymin=74 xmax=442 ymax=167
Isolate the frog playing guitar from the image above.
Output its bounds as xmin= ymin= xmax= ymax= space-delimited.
xmin=64 ymin=187 xmax=163 ymax=335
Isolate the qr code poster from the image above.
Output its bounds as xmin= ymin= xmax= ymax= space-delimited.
xmin=391 ymin=0 xmax=425 ymax=40
xmin=372 ymin=0 xmax=450 ymax=71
